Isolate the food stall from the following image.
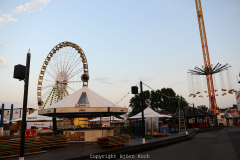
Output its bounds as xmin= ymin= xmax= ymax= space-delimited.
xmin=39 ymin=86 xmax=127 ymax=142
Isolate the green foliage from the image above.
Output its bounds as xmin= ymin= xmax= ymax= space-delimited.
xmin=129 ymin=88 xmax=189 ymax=115
xmin=197 ymin=105 xmax=208 ymax=111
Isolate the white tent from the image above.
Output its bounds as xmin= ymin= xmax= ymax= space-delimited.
xmin=13 ymin=110 xmax=62 ymax=130
xmin=48 ymin=86 xmax=121 ymax=109
xmin=0 ymin=115 xmax=9 ymax=124
xmin=128 ymin=107 xmax=172 ymax=119
xmin=13 ymin=110 xmax=55 ymax=122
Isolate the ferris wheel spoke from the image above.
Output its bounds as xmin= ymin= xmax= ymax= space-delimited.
xmin=48 ymin=63 xmax=58 ymax=78
xmin=55 ymin=50 xmax=60 ymax=74
xmin=65 ymin=49 xmax=77 ymax=72
xmin=43 ymin=92 xmax=52 ymax=102
xmin=57 ymin=49 xmax=62 ymax=73
xmin=42 ymin=83 xmax=55 ymax=90
xmin=66 ymin=86 xmax=76 ymax=92
xmin=45 ymin=69 xmax=57 ymax=80
xmin=66 ymin=67 xmax=83 ymax=78
xmin=66 ymin=57 xmax=82 ymax=77
xmin=66 ymin=68 xmax=83 ymax=81
xmin=42 ymin=88 xmax=54 ymax=100
xmin=43 ymin=79 xmax=56 ymax=83
xmin=60 ymin=47 xmax=66 ymax=72
xmin=65 ymin=52 xmax=80 ymax=73
xmin=64 ymin=47 xmax=75 ymax=72
xmin=64 ymin=81 xmax=83 ymax=83
xmin=62 ymin=47 xmax=70 ymax=72
xmin=60 ymin=47 xmax=67 ymax=73
xmin=61 ymin=47 xmax=69 ymax=73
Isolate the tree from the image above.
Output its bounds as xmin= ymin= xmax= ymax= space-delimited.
xmin=129 ymin=87 xmax=189 ymax=116
xmin=197 ymin=105 xmax=208 ymax=111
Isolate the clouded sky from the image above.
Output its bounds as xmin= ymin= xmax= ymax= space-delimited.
xmin=0 ymin=0 xmax=240 ymax=110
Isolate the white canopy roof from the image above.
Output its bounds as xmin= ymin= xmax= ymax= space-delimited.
xmin=13 ymin=110 xmax=61 ymax=122
xmin=0 ymin=115 xmax=9 ymax=124
xmin=48 ymin=86 xmax=121 ymax=108
xmin=89 ymin=116 xmax=122 ymax=122
xmin=128 ymin=107 xmax=172 ymax=119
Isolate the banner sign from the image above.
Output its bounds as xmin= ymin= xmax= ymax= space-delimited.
xmin=56 ymin=107 xmax=108 ymax=113
xmin=226 ymin=110 xmax=240 ymax=118
xmin=235 ymin=91 xmax=240 ymax=111
xmin=0 ymin=104 xmax=4 ymax=127
xmin=9 ymin=104 xmax=13 ymax=127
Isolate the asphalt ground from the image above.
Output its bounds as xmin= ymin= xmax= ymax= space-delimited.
xmin=4 ymin=128 xmax=229 ymax=160
xmin=5 ymin=129 xmax=195 ymax=160
xmin=118 ymin=127 xmax=240 ymax=160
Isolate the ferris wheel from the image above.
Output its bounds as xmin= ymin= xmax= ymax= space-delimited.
xmin=37 ymin=41 xmax=89 ymax=109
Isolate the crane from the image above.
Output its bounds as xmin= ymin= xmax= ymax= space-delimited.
xmin=195 ymin=0 xmax=218 ymax=114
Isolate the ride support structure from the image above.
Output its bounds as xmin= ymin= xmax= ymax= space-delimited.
xmin=195 ymin=0 xmax=218 ymax=113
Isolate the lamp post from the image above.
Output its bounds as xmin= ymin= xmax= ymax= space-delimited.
xmin=131 ymin=80 xmax=145 ymax=144
xmin=13 ymin=51 xmax=31 ymax=160
xmin=182 ymin=97 xmax=188 ymax=135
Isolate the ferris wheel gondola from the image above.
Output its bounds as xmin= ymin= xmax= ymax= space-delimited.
xmin=37 ymin=41 xmax=89 ymax=109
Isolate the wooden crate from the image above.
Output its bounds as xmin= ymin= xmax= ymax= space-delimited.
xmin=96 ymin=135 xmax=130 ymax=147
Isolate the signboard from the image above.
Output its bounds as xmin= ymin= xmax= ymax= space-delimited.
xmin=226 ymin=109 xmax=240 ymax=118
xmin=56 ymin=107 xmax=108 ymax=113
xmin=235 ymin=91 xmax=240 ymax=111
xmin=38 ymin=108 xmax=54 ymax=114
xmin=109 ymin=108 xmax=127 ymax=113
xmin=75 ymin=104 xmax=90 ymax=108
xmin=25 ymin=129 xmax=36 ymax=137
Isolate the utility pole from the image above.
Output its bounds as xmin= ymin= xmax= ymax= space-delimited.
xmin=140 ymin=81 xmax=145 ymax=143
xmin=19 ymin=52 xmax=31 ymax=160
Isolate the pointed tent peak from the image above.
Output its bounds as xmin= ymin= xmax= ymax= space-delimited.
xmin=48 ymin=86 xmax=121 ymax=109
xmin=77 ymin=92 xmax=89 ymax=104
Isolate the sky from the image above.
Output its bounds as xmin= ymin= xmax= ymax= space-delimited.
xmin=0 ymin=0 xmax=239 ymax=110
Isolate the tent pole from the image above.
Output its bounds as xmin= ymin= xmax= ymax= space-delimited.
xmin=110 ymin=116 xmax=111 ymax=127
xmin=101 ymin=115 xmax=103 ymax=137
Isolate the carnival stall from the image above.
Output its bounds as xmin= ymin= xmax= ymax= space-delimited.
xmin=38 ymin=86 xmax=127 ymax=142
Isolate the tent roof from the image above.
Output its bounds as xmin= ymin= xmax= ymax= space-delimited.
xmin=129 ymin=107 xmax=172 ymax=119
xmin=173 ymin=108 xmax=215 ymax=118
xmin=13 ymin=110 xmax=61 ymax=122
xmin=0 ymin=115 xmax=9 ymax=124
xmin=48 ymin=86 xmax=121 ymax=109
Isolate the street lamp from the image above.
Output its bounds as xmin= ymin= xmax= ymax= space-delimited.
xmin=13 ymin=51 xmax=31 ymax=160
xmin=131 ymin=80 xmax=145 ymax=144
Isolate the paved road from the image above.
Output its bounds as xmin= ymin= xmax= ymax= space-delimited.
xmin=5 ymin=130 xmax=195 ymax=160
xmin=117 ymin=127 xmax=240 ymax=160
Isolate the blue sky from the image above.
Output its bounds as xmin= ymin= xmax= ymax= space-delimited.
xmin=0 ymin=0 xmax=239 ymax=110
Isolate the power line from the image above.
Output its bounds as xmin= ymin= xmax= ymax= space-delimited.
xmin=112 ymin=82 xmax=140 ymax=108
xmin=142 ymin=82 xmax=181 ymax=100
